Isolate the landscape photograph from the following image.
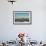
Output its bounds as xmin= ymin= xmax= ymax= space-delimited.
xmin=13 ymin=11 xmax=32 ymax=24
xmin=15 ymin=13 xmax=30 ymax=22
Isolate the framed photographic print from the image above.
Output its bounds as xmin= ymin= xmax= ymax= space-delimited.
xmin=13 ymin=11 xmax=32 ymax=25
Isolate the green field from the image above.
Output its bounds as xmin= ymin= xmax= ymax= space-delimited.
xmin=15 ymin=18 xmax=29 ymax=22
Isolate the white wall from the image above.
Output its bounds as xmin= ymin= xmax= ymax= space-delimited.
xmin=0 ymin=0 xmax=46 ymax=41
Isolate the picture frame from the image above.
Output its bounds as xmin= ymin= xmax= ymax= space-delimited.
xmin=13 ymin=11 xmax=32 ymax=25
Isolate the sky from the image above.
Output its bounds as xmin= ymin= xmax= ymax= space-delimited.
xmin=15 ymin=13 xmax=29 ymax=18
xmin=16 ymin=13 xmax=29 ymax=16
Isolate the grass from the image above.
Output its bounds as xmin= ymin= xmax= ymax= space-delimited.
xmin=15 ymin=18 xmax=29 ymax=22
